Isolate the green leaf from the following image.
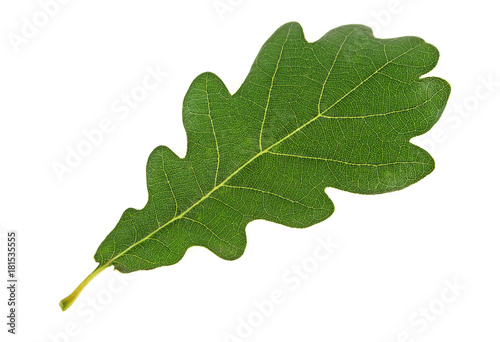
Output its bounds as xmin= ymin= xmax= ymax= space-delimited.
xmin=60 ymin=22 xmax=450 ymax=310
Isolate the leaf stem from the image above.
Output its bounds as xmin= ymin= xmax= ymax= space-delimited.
xmin=59 ymin=265 xmax=107 ymax=311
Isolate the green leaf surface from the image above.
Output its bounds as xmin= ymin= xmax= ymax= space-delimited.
xmin=60 ymin=22 xmax=450 ymax=310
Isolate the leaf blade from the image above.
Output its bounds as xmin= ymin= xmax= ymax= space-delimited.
xmin=98 ymin=21 xmax=450 ymax=271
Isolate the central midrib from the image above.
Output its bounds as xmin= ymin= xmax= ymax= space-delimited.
xmin=102 ymin=41 xmax=424 ymax=270
xmin=102 ymin=112 xmax=321 ymax=269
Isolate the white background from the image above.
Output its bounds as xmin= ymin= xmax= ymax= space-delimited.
xmin=0 ymin=0 xmax=499 ymax=341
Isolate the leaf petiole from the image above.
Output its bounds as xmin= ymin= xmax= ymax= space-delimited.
xmin=59 ymin=265 xmax=107 ymax=311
